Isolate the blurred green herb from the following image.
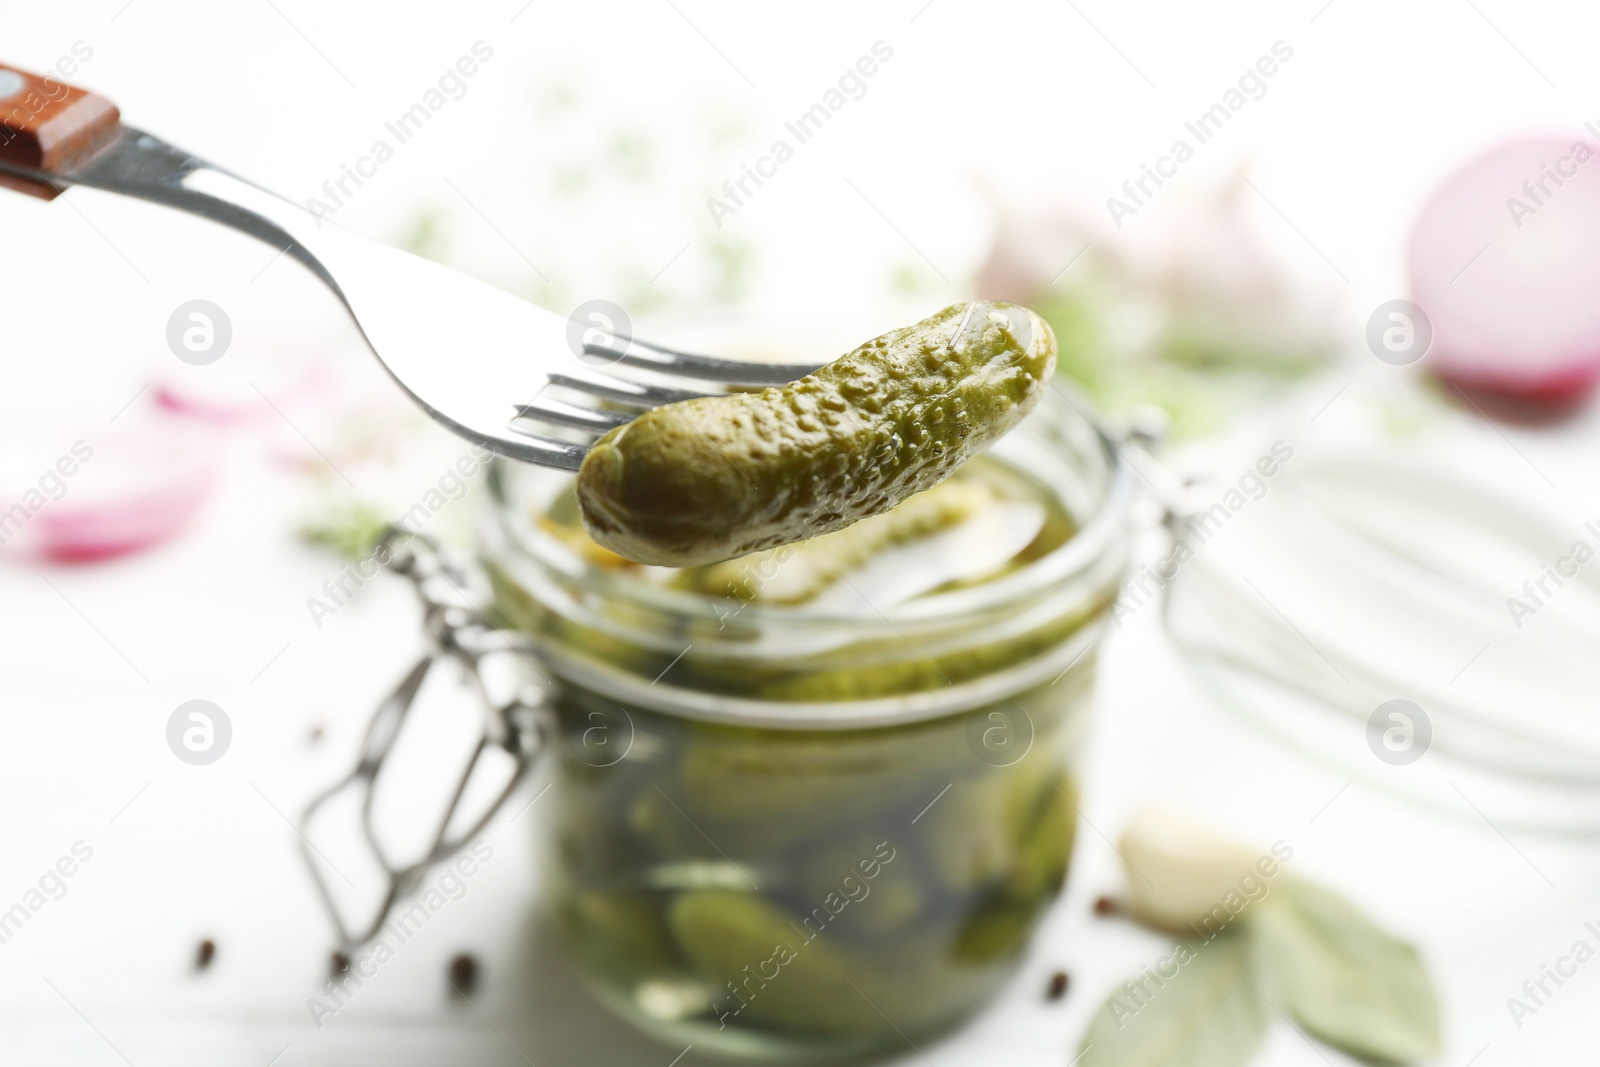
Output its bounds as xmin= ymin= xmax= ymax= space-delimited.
xmin=300 ymin=502 xmax=390 ymax=560
xmin=1034 ymin=288 xmax=1221 ymax=439
xmin=398 ymin=207 xmax=452 ymax=262
xmin=891 ymin=260 xmax=942 ymax=297
xmin=532 ymin=79 xmax=581 ymax=123
xmin=1030 ymin=284 xmax=1330 ymax=441
xmin=549 ymin=162 xmax=592 ymax=199
xmin=703 ymin=233 xmax=757 ymax=303
xmin=607 ymin=128 xmax=655 ymax=184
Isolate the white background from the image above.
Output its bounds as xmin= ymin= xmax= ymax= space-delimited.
xmin=1 ymin=1 xmax=1599 ymax=1064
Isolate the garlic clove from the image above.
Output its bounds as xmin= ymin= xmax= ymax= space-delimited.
xmin=1117 ymin=805 xmax=1287 ymax=936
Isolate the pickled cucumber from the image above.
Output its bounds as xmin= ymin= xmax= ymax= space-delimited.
xmin=669 ymin=478 xmax=995 ymax=603
xmin=577 ymin=302 xmax=1056 ymax=566
xmin=545 ymin=690 xmax=1088 ymax=1050
xmin=562 ymin=889 xmax=683 ymax=974
xmin=669 ymin=890 xmax=884 ymax=1034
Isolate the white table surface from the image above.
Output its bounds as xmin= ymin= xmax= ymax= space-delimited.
xmin=2 ymin=318 xmax=1597 ymax=1067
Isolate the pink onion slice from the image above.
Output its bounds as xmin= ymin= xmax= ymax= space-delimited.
xmin=1410 ymin=134 xmax=1600 ymax=406
xmin=0 ymin=419 xmax=220 ymax=563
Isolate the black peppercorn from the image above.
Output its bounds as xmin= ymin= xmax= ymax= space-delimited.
xmin=448 ymin=952 xmax=479 ymax=996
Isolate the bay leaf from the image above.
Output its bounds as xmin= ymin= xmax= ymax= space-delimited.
xmin=1252 ymin=880 xmax=1441 ymax=1063
xmin=1078 ymin=934 xmax=1267 ymax=1067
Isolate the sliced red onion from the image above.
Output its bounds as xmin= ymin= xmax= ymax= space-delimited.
xmin=1410 ymin=135 xmax=1600 ymax=406
xmin=0 ymin=419 xmax=220 ymax=562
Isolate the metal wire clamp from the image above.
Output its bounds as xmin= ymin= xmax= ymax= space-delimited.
xmin=297 ymin=529 xmax=548 ymax=949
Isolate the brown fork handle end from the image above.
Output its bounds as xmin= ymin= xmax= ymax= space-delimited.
xmin=0 ymin=61 xmax=121 ymax=201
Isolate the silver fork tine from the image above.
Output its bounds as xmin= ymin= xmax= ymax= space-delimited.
xmin=547 ymin=367 xmax=713 ymax=409
xmin=583 ymin=333 xmax=825 ymax=386
xmin=515 ymin=338 xmax=830 ymax=449
xmin=515 ymin=395 xmax=631 ymax=433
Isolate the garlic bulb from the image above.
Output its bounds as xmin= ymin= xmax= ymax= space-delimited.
xmin=973 ymin=188 xmax=1121 ymax=304
xmin=975 ymin=168 xmax=1343 ymax=369
xmin=1139 ymin=169 xmax=1342 ymax=366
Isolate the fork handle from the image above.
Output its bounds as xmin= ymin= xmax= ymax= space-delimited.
xmin=0 ymin=62 xmax=121 ymax=200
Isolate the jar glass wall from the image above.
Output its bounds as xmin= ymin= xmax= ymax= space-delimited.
xmin=478 ymin=388 xmax=1130 ymax=1059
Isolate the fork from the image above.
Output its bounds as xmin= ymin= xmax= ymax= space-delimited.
xmin=0 ymin=62 xmax=824 ymax=469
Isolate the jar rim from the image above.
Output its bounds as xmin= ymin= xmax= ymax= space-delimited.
xmin=527 ymin=611 xmax=1110 ymax=729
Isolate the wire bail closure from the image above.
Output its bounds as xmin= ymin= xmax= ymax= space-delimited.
xmin=298 ymin=529 xmax=548 ymax=949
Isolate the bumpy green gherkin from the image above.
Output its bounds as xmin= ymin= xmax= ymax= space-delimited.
xmin=576 ymin=301 xmax=1056 ymax=566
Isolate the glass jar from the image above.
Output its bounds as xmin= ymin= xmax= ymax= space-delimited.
xmin=477 ymin=387 xmax=1130 ymax=1059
